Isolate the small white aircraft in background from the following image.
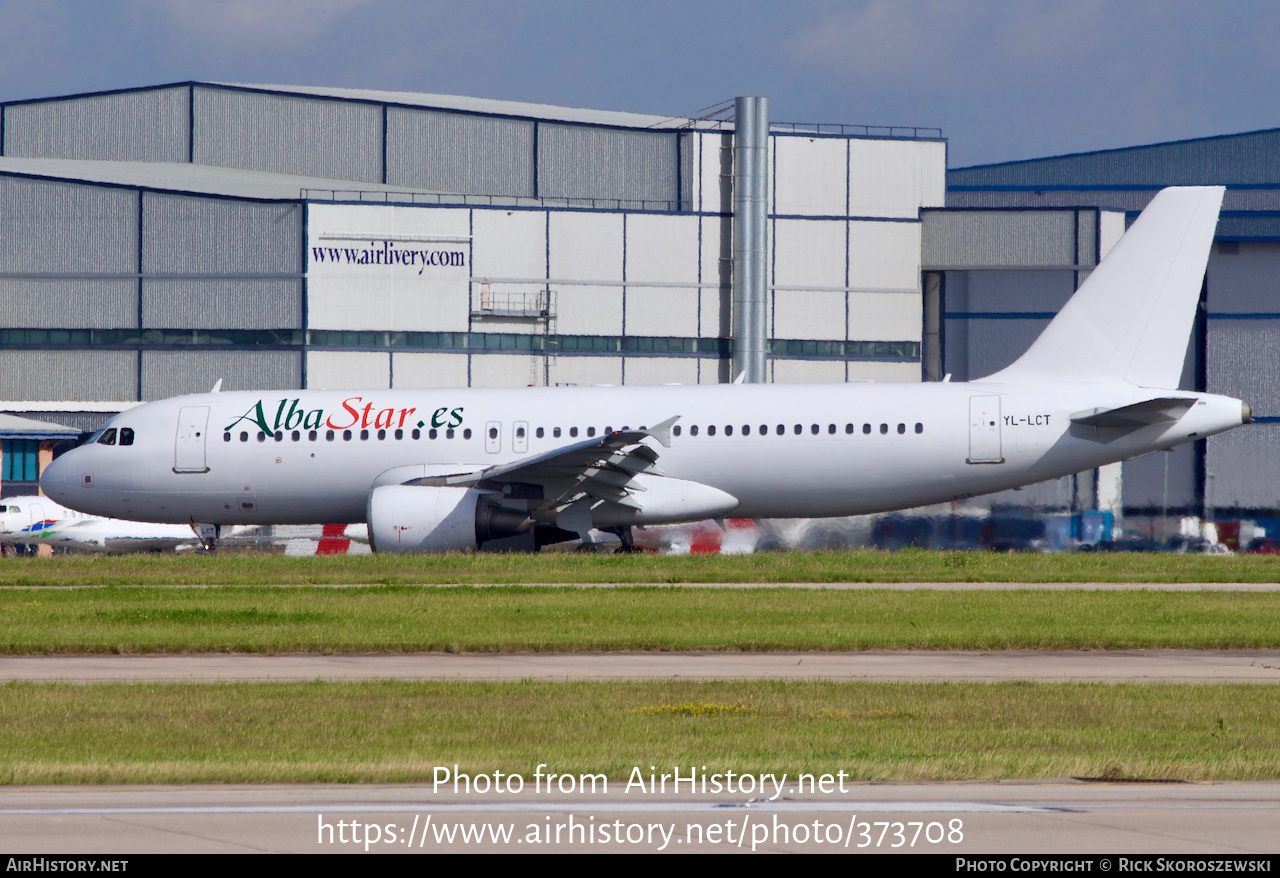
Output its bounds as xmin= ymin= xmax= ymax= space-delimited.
xmin=0 ymin=496 xmax=204 ymax=553
xmin=41 ymin=187 xmax=1251 ymax=553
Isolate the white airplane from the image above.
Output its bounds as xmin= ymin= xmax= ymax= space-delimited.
xmin=40 ymin=187 xmax=1251 ymax=553
xmin=0 ymin=495 xmax=204 ymax=553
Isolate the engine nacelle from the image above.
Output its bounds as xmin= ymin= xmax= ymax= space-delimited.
xmin=366 ymin=485 xmax=533 ymax=553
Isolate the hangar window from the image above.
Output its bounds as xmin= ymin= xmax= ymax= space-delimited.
xmin=240 ymin=432 xmax=249 ymax=442
xmin=308 ymin=430 xmax=317 ymax=441
xmin=845 ymin=424 xmax=853 ymax=434
xmin=291 ymin=431 xmax=300 ymax=442
xmin=463 ymin=428 xmax=472 ymax=440
xmin=708 ymin=425 xmax=716 ymax=436
xmin=897 ymin=423 xmax=906 ymax=434
xmin=570 ymin=427 xmax=579 ymax=437
xmin=880 ymin=424 xmax=888 ymax=434
xmin=915 ymin=423 xmax=923 ymax=434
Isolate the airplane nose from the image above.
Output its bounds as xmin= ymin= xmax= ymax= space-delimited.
xmin=40 ymin=452 xmax=74 ymax=500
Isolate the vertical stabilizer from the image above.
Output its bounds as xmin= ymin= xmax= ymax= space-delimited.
xmin=983 ymin=186 xmax=1224 ymax=388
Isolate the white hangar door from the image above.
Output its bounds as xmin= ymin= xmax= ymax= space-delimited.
xmin=967 ymin=395 xmax=1003 ymax=464
xmin=174 ymin=406 xmax=210 ymax=473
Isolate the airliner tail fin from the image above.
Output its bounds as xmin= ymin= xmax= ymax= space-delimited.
xmin=986 ymin=186 xmax=1224 ymax=388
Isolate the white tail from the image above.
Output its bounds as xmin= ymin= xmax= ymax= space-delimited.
xmin=984 ymin=186 xmax=1224 ymax=388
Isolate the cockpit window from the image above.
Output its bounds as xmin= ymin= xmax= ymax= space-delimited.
xmin=96 ymin=428 xmax=117 ymax=446
xmin=119 ymin=428 xmax=135 ymax=446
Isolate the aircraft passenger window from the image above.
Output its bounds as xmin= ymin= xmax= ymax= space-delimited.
xmin=274 ymin=431 xmax=283 ymax=442
xmin=708 ymin=425 xmax=716 ymax=436
xmin=673 ymin=425 xmax=681 ymax=437
xmin=915 ymin=423 xmax=923 ymax=434
xmin=463 ymin=428 xmax=472 ymax=439
xmin=553 ymin=427 xmax=561 ymax=438
xmin=570 ymin=427 xmax=579 ymax=437
xmin=257 ymin=432 xmax=266 ymax=442
xmin=742 ymin=425 xmax=750 ymax=436
xmin=880 ymin=424 xmax=888 ymax=434
xmin=309 ymin=430 xmax=317 ymax=441
xmin=897 ymin=423 xmax=906 ymax=434
xmin=535 ymin=427 xmax=543 ymax=439
xmin=810 ymin=424 xmax=819 ymax=435
xmin=291 ymin=431 xmax=300 ymax=441
xmin=343 ymin=430 xmax=352 ymax=441
xmin=326 ymin=430 xmax=335 ymax=441
xmin=690 ymin=425 xmax=699 ymax=436
xmin=224 ymin=432 xmax=232 ymax=443
xmin=411 ymin=429 xmax=420 ymax=439
xmin=488 ymin=427 xmax=498 ymax=439
xmin=96 ymin=428 xmax=117 ymax=446
xmin=394 ymin=429 xmax=403 ymax=440
xmin=759 ymin=424 xmax=767 ymax=435
xmin=794 ymin=424 xmax=802 ymax=435
xmin=827 ymin=424 xmax=836 ymax=435
xmin=776 ymin=424 xmax=784 ymax=435
xmin=446 ymin=429 xmax=455 ymax=439
xmin=429 ymin=428 xmax=438 ymax=439
xmin=240 ymin=432 xmax=249 ymax=442
xmin=845 ymin=424 xmax=853 ymax=434
xmin=863 ymin=424 xmax=871 ymax=435
xmin=377 ymin=429 xmax=386 ymax=440
xmin=725 ymin=425 xmax=733 ymax=436
xmin=587 ymin=427 xmax=596 ymax=437
xmin=360 ymin=430 xmax=369 ymax=440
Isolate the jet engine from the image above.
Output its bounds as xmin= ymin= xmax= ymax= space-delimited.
xmin=366 ymin=485 xmax=535 ymax=553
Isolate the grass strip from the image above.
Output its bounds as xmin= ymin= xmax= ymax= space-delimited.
xmin=1 ymin=680 xmax=1277 ymax=784
xmin=2 ymin=586 xmax=1280 ymax=653
xmin=3 ymin=548 xmax=1280 ymax=587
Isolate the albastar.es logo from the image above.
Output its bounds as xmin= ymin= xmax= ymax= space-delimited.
xmin=223 ymin=397 xmax=464 ymax=433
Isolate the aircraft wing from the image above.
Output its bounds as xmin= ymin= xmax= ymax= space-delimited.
xmin=409 ymin=416 xmax=679 ymax=513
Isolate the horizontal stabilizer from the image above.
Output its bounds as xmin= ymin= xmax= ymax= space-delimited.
xmin=1070 ymin=397 xmax=1194 ymax=429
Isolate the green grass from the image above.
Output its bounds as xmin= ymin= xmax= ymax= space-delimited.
xmin=3 ymin=547 xmax=1280 ymax=587
xmin=3 ymin=585 xmax=1280 ymax=653
xmin=2 ymin=680 xmax=1276 ymax=784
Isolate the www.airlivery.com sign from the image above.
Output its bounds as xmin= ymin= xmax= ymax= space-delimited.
xmin=306 ymin=204 xmax=471 ymax=332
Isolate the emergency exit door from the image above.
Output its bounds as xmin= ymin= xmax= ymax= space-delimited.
xmin=967 ymin=395 xmax=1003 ymax=464
xmin=174 ymin=406 xmax=210 ymax=473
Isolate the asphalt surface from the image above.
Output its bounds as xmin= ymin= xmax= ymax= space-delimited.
xmin=2 ymin=781 xmax=1278 ymax=853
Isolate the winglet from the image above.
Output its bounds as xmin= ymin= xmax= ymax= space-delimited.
xmin=733 ymin=371 xmax=746 ymax=385
xmin=210 ymin=379 xmax=223 ymax=393
xmin=645 ymin=415 xmax=680 ymax=448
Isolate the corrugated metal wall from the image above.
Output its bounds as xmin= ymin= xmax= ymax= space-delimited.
xmin=3 ymin=87 xmax=189 ymax=162
xmin=1122 ymin=446 xmax=1198 ymax=511
xmin=923 ymin=211 xmax=1077 ymax=266
xmin=1208 ymin=426 xmax=1280 ymax=510
xmin=0 ymin=350 xmax=137 ymax=400
xmin=943 ymin=312 xmax=1049 ymax=381
xmin=537 ymin=123 xmax=678 ymax=203
xmin=192 ymin=87 xmax=382 ymax=183
xmin=385 ymin=108 xmax=534 ymax=196
xmin=946 ymin=269 xmax=1076 ymax=313
xmin=141 ymin=192 xmax=302 ymax=329
xmin=1208 ymin=320 xmax=1280 ymax=416
xmin=0 ymin=176 xmax=139 ymax=328
xmin=948 ymin=129 xmax=1280 ymax=188
xmin=140 ymin=350 xmax=301 ymax=399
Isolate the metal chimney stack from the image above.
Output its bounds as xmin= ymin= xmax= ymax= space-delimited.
xmin=731 ymin=96 xmax=769 ymax=383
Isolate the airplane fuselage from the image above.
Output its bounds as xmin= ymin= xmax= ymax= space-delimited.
xmin=40 ymin=380 xmax=1248 ymax=527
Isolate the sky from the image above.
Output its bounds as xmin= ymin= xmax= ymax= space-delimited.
xmin=1 ymin=0 xmax=1277 ymax=168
